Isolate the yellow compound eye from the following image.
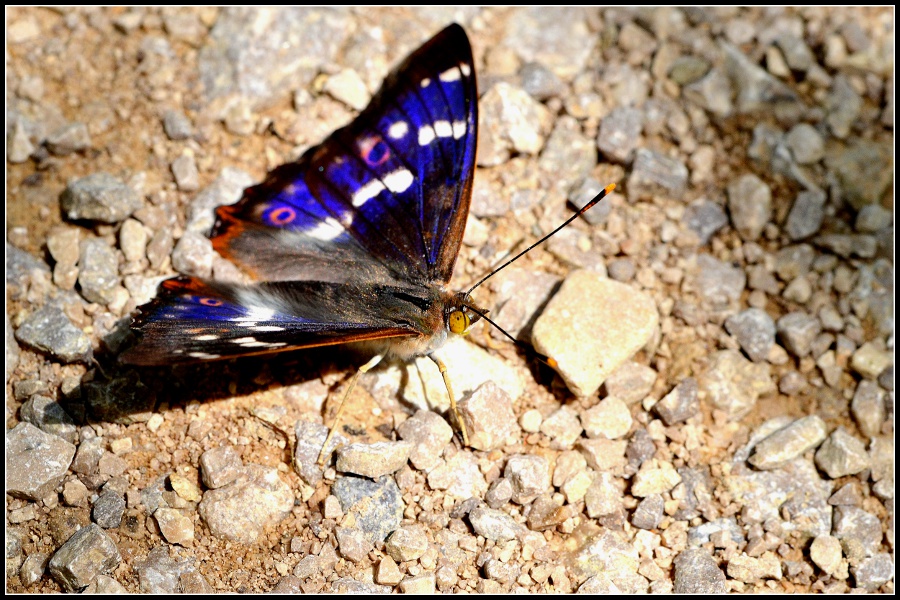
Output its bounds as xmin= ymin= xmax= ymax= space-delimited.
xmin=448 ymin=309 xmax=470 ymax=334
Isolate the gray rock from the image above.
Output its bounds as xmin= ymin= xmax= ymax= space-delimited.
xmin=832 ymin=505 xmax=883 ymax=559
xmin=485 ymin=477 xmax=513 ymax=509
xmin=500 ymin=7 xmax=594 ymax=81
xmin=777 ymin=311 xmax=822 ymax=357
xmin=384 ymin=525 xmax=428 ymax=562
xmin=162 ymin=109 xmax=192 ymax=140
xmin=15 ymin=304 xmax=91 ymax=363
xmin=631 ymin=494 xmax=664 ymax=530
xmin=335 ymin=527 xmax=372 ymax=562
xmin=426 ymin=450 xmax=487 ymax=500
xmin=721 ymin=41 xmax=799 ymax=113
xmin=668 ymin=55 xmax=712 ymax=85
xmin=748 ymin=416 xmax=828 ymax=470
xmin=199 ymin=7 xmax=350 ymax=109
xmin=171 ymin=154 xmax=199 ymax=192
xmin=683 ymin=67 xmax=733 ymax=117
xmin=688 ymin=517 xmax=744 ymax=547
xmin=825 ymin=139 xmax=893 ymax=211
xmin=519 ymin=61 xmax=565 ymax=101
xmin=7 ymin=119 xmax=35 ymax=163
xmin=814 ymin=233 xmax=877 ymax=259
xmin=855 ymin=203 xmax=892 ymax=233
xmin=774 ymin=244 xmax=816 ymax=281
xmin=92 ymin=490 xmax=125 ymax=529
xmin=61 ymin=173 xmax=141 ymax=224
xmin=468 ymin=507 xmax=523 ymax=541
xmin=684 ymin=200 xmax=729 ymax=245
xmin=48 ymin=524 xmax=121 ymax=592
xmin=852 ymin=553 xmax=894 ymax=591
xmin=851 ymin=380 xmax=885 ymax=438
xmin=78 ymin=238 xmax=119 ymax=304
xmin=784 ymin=189 xmax=826 ymax=240
xmin=20 ymin=394 xmax=78 ymax=443
xmin=673 ymin=548 xmax=727 ymax=593
xmin=725 ymin=308 xmax=776 ymax=363
xmin=396 ymin=410 xmax=453 ymax=472
xmin=477 ymin=82 xmax=550 ymax=166
xmin=689 ymin=254 xmax=746 ymax=310
xmin=19 ymin=551 xmax=49 ymax=586
xmin=6 ymin=422 xmax=76 ymax=500
xmin=293 ymin=421 xmax=346 ymax=485
xmin=336 ymin=441 xmax=412 ymax=478
xmin=331 ymin=474 xmax=404 ymax=542
xmin=199 ymin=445 xmax=242 ymax=489
xmin=540 ymin=406 xmax=583 ymax=449
xmin=627 ymin=148 xmax=688 ymax=201
xmin=653 ymin=377 xmax=699 ymax=425
xmin=46 ymin=122 xmax=91 ymax=155
xmin=458 ymin=381 xmax=520 ymax=451
xmin=538 ymin=115 xmax=596 ymax=192
xmin=604 ymin=362 xmax=657 ymax=405
xmin=815 ymin=428 xmax=870 ymax=479
xmin=171 ymin=231 xmax=214 ymax=279
xmin=699 ymin=350 xmax=774 ymax=420
xmin=597 ymin=107 xmax=642 ymax=164
xmin=134 ymin=546 xmax=200 ymax=593
xmin=584 ymin=472 xmax=624 ymax=522
xmin=784 ymin=123 xmax=825 ymax=165
xmin=505 ymin=454 xmax=551 ymax=505
xmin=198 ymin=464 xmax=294 ymax=544
xmin=119 ymin=218 xmax=148 ymax=263
xmin=727 ymin=173 xmax=772 ymax=241
xmin=825 ymin=75 xmax=863 ymax=139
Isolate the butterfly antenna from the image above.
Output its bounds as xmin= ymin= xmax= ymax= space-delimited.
xmin=463 ymin=303 xmax=558 ymax=369
xmin=465 ymin=183 xmax=616 ymax=296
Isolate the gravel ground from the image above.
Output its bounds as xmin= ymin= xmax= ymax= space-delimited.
xmin=6 ymin=6 xmax=894 ymax=594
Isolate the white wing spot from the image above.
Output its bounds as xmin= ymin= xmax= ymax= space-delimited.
xmin=434 ymin=120 xmax=453 ymax=138
xmin=439 ymin=67 xmax=461 ymax=83
xmin=388 ymin=121 xmax=408 ymax=139
xmin=384 ymin=168 xmax=414 ymax=193
xmin=306 ymin=217 xmax=345 ymax=241
xmin=233 ymin=306 xmax=276 ymax=322
xmin=252 ymin=325 xmax=285 ymax=332
xmin=452 ymin=120 xmax=467 ymax=139
xmin=418 ymin=124 xmax=436 ymax=146
xmin=188 ymin=352 xmax=221 ymax=360
xmin=420 ymin=77 xmax=431 ymax=88
xmin=195 ymin=334 xmax=219 ymax=341
xmin=460 ymin=63 xmax=471 ymax=77
xmin=232 ymin=336 xmax=276 ymax=348
xmin=353 ymin=179 xmax=386 ymax=207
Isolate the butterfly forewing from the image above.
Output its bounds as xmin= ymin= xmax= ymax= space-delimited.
xmin=122 ymin=24 xmax=477 ymax=366
xmin=211 ymin=24 xmax=477 ymax=286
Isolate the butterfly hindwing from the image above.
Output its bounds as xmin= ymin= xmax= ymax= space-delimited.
xmin=120 ymin=277 xmax=419 ymax=365
xmin=211 ymin=24 xmax=477 ymax=286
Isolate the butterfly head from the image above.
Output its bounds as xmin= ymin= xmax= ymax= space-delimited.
xmin=447 ymin=292 xmax=486 ymax=336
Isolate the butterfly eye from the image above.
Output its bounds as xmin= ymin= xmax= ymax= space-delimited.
xmin=448 ymin=309 xmax=470 ymax=334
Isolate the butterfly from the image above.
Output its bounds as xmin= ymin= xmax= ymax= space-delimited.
xmin=120 ymin=24 xmax=484 ymax=448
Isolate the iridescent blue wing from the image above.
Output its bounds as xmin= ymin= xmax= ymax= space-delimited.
xmin=211 ymin=24 xmax=477 ymax=286
xmin=119 ymin=277 xmax=421 ymax=365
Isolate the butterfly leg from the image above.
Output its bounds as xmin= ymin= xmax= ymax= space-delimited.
xmin=318 ymin=353 xmax=384 ymax=466
xmin=428 ymin=354 xmax=470 ymax=447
